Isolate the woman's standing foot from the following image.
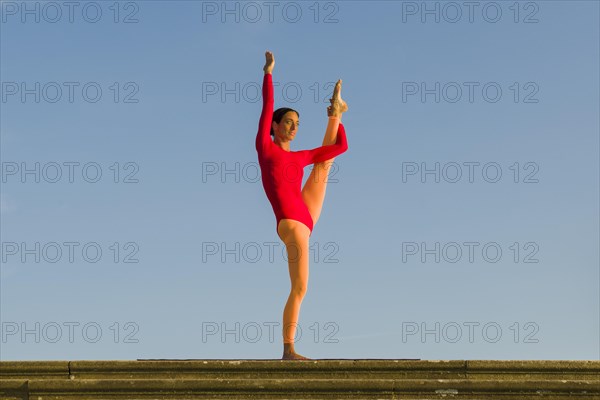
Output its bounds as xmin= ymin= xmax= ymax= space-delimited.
xmin=282 ymin=343 xmax=312 ymax=360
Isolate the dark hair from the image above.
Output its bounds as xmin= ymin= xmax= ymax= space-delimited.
xmin=270 ymin=107 xmax=300 ymax=137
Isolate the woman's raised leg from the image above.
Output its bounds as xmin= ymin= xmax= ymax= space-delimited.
xmin=302 ymin=80 xmax=347 ymax=226
xmin=277 ymin=219 xmax=312 ymax=360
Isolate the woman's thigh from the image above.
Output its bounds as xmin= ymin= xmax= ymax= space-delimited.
xmin=277 ymin=219 xmax=310 ymax=290
xmin=277 ymin=218 xmax=311 ymax=244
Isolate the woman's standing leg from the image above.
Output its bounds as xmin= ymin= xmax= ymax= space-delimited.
xmin=278 ymin=219 xmax=312 ymax=360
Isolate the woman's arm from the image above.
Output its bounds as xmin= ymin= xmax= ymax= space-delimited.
xmin=298 ymin=122 xmax=348 ymax=166
xmin=256 ymin=51 xmax=275 ymax=154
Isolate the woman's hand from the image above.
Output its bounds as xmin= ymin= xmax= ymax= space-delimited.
xmin=263 ymin=51 xmax=275 ymax=74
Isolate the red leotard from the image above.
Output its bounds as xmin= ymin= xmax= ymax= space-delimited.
xmin=256 ymin=73 xmax=348 ymax=237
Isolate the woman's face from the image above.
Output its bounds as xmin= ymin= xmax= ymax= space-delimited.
xmin=273 ymin=111 xmax=299 ymax=141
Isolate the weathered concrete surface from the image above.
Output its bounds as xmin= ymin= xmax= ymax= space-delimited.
xmin=1 ymin=360 xmax=598 ymax=399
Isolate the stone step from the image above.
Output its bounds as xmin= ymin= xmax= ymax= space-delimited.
xmin=1 ymin=360 xmax=598 ymax=399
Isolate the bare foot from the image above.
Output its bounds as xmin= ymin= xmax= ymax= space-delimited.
xmin=282 ymin=351 xmax=312 ymax=360
xmin=329 ymin=79 xmax=348 ymax=115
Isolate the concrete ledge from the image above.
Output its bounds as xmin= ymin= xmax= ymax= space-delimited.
xmin=1 ymin=360 xmax=598 ymax=399
xmin=0 ymin=361 xmax=69 ymax=378
xmin=23 ymin=377 xmax=599 ymax=391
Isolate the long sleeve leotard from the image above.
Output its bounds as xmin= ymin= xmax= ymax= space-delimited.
xmin=256 ymin=73 xmax=348 ymax=237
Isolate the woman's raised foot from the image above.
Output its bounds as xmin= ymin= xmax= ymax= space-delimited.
xmin=329 ymin=79 xmax=348 ymax=114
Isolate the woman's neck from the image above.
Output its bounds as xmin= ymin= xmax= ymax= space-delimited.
xmin=274 ymin=137 xmax=291 ymax=152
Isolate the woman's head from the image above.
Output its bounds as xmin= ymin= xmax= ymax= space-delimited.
xmin=271 ymin=107 xmax=300 ymax=139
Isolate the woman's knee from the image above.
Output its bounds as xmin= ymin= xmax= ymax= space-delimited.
xmin=289 ymin=283 xmax=308 ymax=298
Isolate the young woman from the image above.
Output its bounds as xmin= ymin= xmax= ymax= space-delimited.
xmin=256 ymin=51 xmax=349 ymax=360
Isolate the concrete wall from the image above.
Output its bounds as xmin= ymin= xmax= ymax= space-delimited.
xmin=1 ymin=359 xmax=599 ymax=399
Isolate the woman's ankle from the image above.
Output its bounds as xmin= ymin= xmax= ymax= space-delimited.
xmin=283 ymin=342 xmax=295 ymax=353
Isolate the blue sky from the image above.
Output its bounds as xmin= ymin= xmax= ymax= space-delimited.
xmin=1 ymin=0 xmax=598 ymax=361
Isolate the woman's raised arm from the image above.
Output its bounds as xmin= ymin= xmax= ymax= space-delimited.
xmin=256 ymin=51 xmax=275 ymax=153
